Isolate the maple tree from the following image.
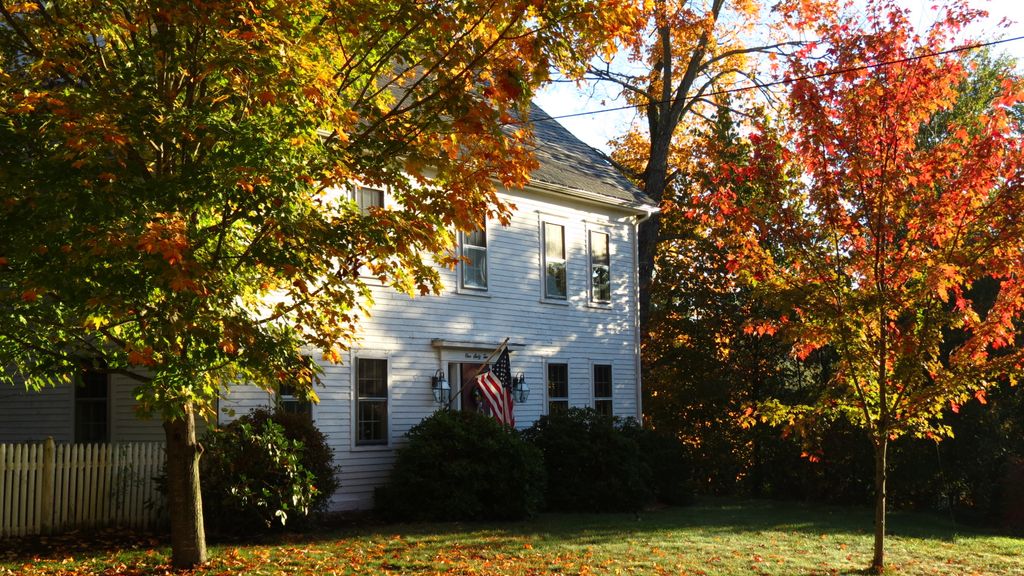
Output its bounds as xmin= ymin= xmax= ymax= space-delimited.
xmin=727 ymin=0 xmax=1024 ymax=570
xmin=593 ymin=0 xmax=796 ymax=330
xmin=0 ymin=0 xmax=632 ymax=567
xmin=640 ymin=105 xmax=813 ymax=495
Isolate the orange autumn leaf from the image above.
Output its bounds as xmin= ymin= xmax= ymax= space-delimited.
xmin=974 ymin=389 xmax=987 ymax=405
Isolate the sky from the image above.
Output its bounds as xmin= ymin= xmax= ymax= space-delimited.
xmin=532 ymin=0 xmax=1024 ymax=153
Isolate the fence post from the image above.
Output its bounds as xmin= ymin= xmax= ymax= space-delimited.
xmin=40 ymin=437 xmax=55 ymax=535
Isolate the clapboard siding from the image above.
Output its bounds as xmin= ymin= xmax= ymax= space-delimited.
xmin=218 ymin=384 xmax=274 ymax=424
xmin=306 ymin=185 xmax=644 ymax=510
xmin=0 ymin=183 xmax=645 ymax=513
xmin=0 ymin=374 xmax=205 ymax=445
xmin=0 ymin=385 xmax=73 ymax=444
xmin=108 ymin=374 xmax=203 ymax=442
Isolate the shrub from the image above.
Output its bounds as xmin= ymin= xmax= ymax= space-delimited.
xmin=238 ymin=409 xmax=339 ymax=514
xmin=523 ymin=408 xmax=651 ymax=512
xmin=200 ymin=408 xmax=338 ymax=532
xmin=997 ymin=458 xmax=1024 ymax=533
xmin=620 ymin=421 xmax=695 ymax=505
xmin=375 ymin=410 xmax=545 ymax=521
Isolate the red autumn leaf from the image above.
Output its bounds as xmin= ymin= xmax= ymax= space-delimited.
xmin=974 ymin=389 xmax=987 ymax=405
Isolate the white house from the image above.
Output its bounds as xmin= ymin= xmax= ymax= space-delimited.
xmin=0 ymin=104 xmax=656 ymax=511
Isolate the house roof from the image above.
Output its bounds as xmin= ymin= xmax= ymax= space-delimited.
xmin=526 ymin=104 xmax=655 ymax=209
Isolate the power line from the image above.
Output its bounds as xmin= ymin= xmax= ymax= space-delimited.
xmin=510 ymin=34 xmax=1024 ymax=126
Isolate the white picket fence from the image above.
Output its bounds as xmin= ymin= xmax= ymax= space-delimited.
xmin=0 ymin=439 xmax=166 ymax=537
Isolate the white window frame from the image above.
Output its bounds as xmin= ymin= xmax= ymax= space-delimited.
xmin=351 ymin=185 xmax=385 ymax=216
xmin=458 ymin=223 xmax=489 ymax=292
xmin=588 ymin=229 xmax=612 ymax=306
xmin=352 ymin=354 xmax=392 ymax=450
xmin=348 ymin=186 xmax=387 ymax=282
xmin=540 ymin=219 xmax=569 ymax=303
xmin=591 ymin=362 xmax=614 ymax=416
xmin=545 ymin=360 xmax=570 ymax=415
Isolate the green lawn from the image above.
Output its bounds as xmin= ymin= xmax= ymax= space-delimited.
xmin=3 ymin=499 xmax=1022 ymax=575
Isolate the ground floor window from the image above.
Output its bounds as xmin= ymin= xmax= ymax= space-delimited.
xmin=593 ymin=364 xmax=613 ymax=416
xmin=547 ymin=363 xmax=569 ymax=415
xmin=75 ymin=369 xmax=109 ymax=443
xmin=356 ymin=358 xmax=388 ymax=445
xmin=277 ymin=383 xmax=312 ymax=421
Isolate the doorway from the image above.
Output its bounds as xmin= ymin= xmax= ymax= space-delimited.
xmin=448 ymin=362 xmax=486 ymax=412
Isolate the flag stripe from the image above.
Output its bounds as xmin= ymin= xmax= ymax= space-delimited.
xmin=476 ymin=347 xmax=515 ymax=427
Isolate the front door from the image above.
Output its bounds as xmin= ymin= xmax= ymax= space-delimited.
xmin=448 ymin=362 xmax=486 ymax=412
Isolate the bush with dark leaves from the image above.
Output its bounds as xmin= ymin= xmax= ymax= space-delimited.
xmin=620 ymin=420 xmax=695 ymax=505
xmin=523 ymin=408 xmax=651 ymax=512
xmin=201 ymin=408 xmax=338 ymax=532
xmin=376 ymin=410 xmax=544 ymax=521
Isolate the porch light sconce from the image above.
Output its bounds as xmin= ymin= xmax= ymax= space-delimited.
xmin=511 ymin=371 xmax=529 ymax=403
xmin=431 ymin=369 xmax=450 ymax=404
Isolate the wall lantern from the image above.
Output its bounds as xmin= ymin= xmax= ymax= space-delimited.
xmin=431 ymin=369 xmax=450 ymax=404
xmin=511 ymin=371 xmax=529 ymax=403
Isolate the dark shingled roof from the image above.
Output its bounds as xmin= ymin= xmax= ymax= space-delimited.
xmin=526 ymin=103 xmax=654 ymax=207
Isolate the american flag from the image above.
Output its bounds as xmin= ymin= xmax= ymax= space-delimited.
xmin=476 ymin=347 xmax=514 ymax=427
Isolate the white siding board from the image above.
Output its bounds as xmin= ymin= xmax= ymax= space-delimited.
xmin=109 ymin=374 xmax=166 ymax=442
xmin=217 ymin=384 xmax=273 ymax=425
xmin=0 ymin=384 xmax=73 ymax=443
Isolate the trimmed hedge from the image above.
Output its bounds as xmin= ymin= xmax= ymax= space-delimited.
xmin=522 ymin=408 xmax=652 ymax=512
xmin=375 ymin=410 xmax=545 ymax=521
xmin=621 ymin=420 xmax=696 ymax=506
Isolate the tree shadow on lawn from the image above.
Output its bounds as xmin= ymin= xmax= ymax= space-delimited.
xmin=357 ymin=497 xmax=981 ymax=544
xmin=0 ymin=527 xmax=164 ymax=565
xmin=287 ymin=496 xmax=1003 ymax=558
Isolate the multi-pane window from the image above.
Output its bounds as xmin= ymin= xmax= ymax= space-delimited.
xmin=543 ymin=222 xmax=567 ymax=300
xmin=353 ymin=188 xmax=385 ymax=279
xmin=277 ymin=383 xmax=312 ymax=421
xmin=590 ymin=231 xmax=611 ymax=303
xmin=355 ymin=187 xmax=384 ymax=215
xmin=460 ymin=227 xmax=487 ymax=290
xmin=75 ymin=369 xmax=109 ymax=443
xmin=356 ymin=358 xmax=388 ymax=446
xmin=547 ymin=363 xmax=569 ymax=415
xmin=593 ymin=364 xmax=613 ymax=416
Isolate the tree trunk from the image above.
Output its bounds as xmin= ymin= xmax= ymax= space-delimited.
xmin=164 ymin=405 xmax=207 ymax=568
xmin=638 ymin=115 xmax=671 ymax=332
xmin=750 ymin=369 xmax=764 ymax=498
xmin=871 ymin=436 xmax=888 ymax=573
xmin=637 ymin=212 xmax=661 ymax=330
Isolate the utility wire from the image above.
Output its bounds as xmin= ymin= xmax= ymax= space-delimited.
xmin=508 ymin=34 xmax=1024 ymax=126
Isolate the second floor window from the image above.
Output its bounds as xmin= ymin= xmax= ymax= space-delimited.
xmin=356 ymin=358 xmax=388 ymax=446
xmin=460 ymin=227 xmax=487 ymax=290
xmin=354 ymin=187 xmax=384 ymax=215
xmin=547 ymin=363 xmax=569 ymax=415
xmin=543 ymin=222 xmax=567 ymax=300
xmin=590 ymin=231 xmax=611 ymax=303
